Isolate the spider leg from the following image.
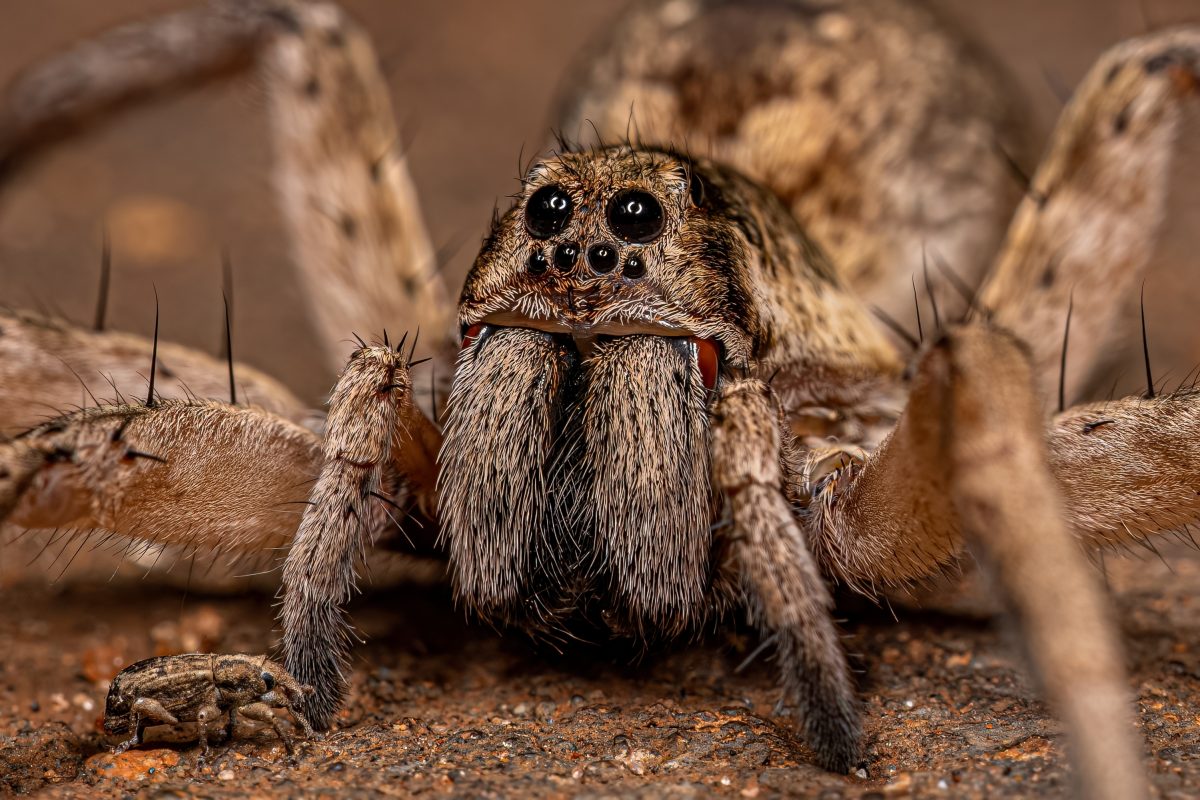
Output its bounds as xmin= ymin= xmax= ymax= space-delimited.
xmin=808 ymin=325 xmax=1145 ymax=800
xmin=0 ymin=2 xmax=265 ymax=179
xmin=0 ymin=308 xmax=312 ymax=436
xmin=0 ymin=1 xmax=458 ymax=396
xmin=710 ymin=377 xmax=860 ymax=773
xmin=0 ymin=400 xmax=321 ymax=557
xmin=281 ymin=345 xmax=440 ymax=729
xmin=979 ymin=28 xmax=1200 ymax=403
xmin=1049 ymin=393 xmax=1200 ymax=551
xmin=260 ymin=2 xmax=456 ymax=378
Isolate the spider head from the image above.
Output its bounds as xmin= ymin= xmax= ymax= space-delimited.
xmin=457 ymin=146 xmax=768 ymax=386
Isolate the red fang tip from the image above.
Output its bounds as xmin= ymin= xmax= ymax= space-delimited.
xmin=461 ymin=323 xmax=484 ymax=350
xmin=1169 ymin=64 xmax=1198 ymax=95
xmin=691 ymin=337 xmax=720 ymax=390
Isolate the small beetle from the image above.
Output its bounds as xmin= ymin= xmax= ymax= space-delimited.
xmin=104 ymin=653 xmax=315 ymax=757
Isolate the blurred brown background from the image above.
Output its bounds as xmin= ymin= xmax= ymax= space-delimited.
xmin=1 ymin=0 xmax=1198 ymax=406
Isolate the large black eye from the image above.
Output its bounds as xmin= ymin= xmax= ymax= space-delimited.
xmin=607 ymin=189 xmax=664 ymax=243
xmin=261 ymin=671 xmax=275 ymax=690
xmin=524 ymin=185 xmax=573 ymax=239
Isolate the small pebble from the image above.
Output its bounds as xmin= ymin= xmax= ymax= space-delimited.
xmin=218 ymin=769 xmax=235 ymax=781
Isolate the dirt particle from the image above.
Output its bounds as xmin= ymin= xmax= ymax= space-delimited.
xmin=0 ymin=722 xmax=81 ymax=793
xmin=86 ymin=748 xmax=181 ymax=780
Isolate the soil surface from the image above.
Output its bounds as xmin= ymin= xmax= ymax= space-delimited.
xmin=3 ymin=541 xmax=1200 ymax=798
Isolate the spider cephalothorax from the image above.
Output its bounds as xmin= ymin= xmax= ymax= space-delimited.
xmin=446 ymin=148 xmax=747 ymax=641
xmin=444 ymin=145 xmax=888 ymax=643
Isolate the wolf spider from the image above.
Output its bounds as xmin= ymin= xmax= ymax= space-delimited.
xmin=1 ymin=2 xmax=1198 ymax=797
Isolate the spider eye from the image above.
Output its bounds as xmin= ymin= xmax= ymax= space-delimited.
xmin=261 ymin=671 xmax=275 ymax=690
xmin=524 ymin=185 xmax=573 ymax=239
xmin=607 ymin=189 xmax=664 ymax=243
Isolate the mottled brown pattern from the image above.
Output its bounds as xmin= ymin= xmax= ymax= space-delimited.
xmin=104 ymin=653 xmax=313 ymax=756
xmin=559 ymin=0 xmax=1024 ymax=324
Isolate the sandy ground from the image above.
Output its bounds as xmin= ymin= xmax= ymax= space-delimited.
xmin=4 ymin=1 xmax=1200 ymax=797
xmin=4 ymin=544 xmax=1200 ymax=798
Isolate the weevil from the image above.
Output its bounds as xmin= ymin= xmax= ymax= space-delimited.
xmin=104 ymin=653 xmax=315 ymax=757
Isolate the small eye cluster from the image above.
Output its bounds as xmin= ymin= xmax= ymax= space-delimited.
xmin=523 ymin=184 xmax=660 ymax=280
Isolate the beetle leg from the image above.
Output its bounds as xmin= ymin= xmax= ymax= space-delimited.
xmin=112 ymin=697 xmax=178 ymax=755
xmin=284 ymin=701 xmax=316 ymax=741
xmin=224 ymin=707 xmax=238 ymax=742
xmin=709 ymin=377 xmax=860 ymax=773
xmin=195 ymin=702 xmax=223 ymax=758
xmin=237 ymin=702 xmax=295 ymax=756
xmin=111 ymin=728 xmax=136 ymax=756
xmin=111 ymin=720 xmax=144 ymax=756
